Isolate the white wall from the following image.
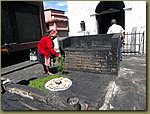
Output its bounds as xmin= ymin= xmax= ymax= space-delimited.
xmin=67 ymin=1 xmax=99 ymax=36
xmin=124 ymin=1 xmax=146 ymax=33
xmin=67 ymin=1 xmax=146 ymax=36
xmin=124 ymin=1 xmax=146 ymax=54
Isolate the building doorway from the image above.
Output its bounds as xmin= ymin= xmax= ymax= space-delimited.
xmin=95 ymin=1 xmax=125 ymax=34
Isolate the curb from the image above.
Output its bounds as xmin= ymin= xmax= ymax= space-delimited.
xmin=5 ymin=83 xmax=48 ymax=102
xmin=1 ymin=61 xmax=38 ymax=76
xmin=4 ymin=83 xmax=80 ymax=110
xmin=4 ymin=83 xmax=90 ymax=110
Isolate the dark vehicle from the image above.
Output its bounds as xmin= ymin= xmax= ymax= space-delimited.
xmin=1 ymin=1 xmax=46 ymax=67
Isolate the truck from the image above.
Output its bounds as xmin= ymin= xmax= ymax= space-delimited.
xmin=1 ymin=1 xmax=46 ymax=54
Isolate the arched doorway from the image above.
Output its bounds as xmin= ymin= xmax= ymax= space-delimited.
xmin=95 ymin=1 xmax=125 ymax=34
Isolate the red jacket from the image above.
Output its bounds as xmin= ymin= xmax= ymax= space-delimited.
xmin=38 ymin=36 xmax=59 ymax=58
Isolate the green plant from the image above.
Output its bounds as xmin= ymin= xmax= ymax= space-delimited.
xmin=56 ymin=57 xmax=65 ymax=74
xmin=28 ymin=74 xmax=62 ymax=92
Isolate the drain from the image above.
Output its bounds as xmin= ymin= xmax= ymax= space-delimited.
xmin=67 ymin=96 xmax=81 ymax=110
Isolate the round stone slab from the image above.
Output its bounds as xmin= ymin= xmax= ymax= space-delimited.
xmin=45 ymin=77 xmax=72 ymax=91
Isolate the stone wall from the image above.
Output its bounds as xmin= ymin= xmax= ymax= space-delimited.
xmin=59 ymin=34 xmax=121 ymax=75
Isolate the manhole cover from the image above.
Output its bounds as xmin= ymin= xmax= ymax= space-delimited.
xmin=45 ymin=77 xmax=72 ymax=91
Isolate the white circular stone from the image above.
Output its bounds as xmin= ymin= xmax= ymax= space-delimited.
xmin=45 ymin=77 xmax=72 ymax=91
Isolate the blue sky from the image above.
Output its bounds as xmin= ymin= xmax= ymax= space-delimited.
xmin=43 ymin=1 xmax=68 ymax=12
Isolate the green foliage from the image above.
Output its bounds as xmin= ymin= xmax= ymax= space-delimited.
xmin=56 ymin=57 xmax=65 ymax=74
xmin=28 ymin=74 xmax=62 ymax=92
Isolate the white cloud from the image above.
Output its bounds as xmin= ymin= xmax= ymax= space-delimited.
xmin=56 ymin=2 xmax=67 ymax=7
xmin=43 ymin=1 xmax=68 ymax=11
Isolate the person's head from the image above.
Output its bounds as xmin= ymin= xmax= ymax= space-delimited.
xmin=48 ymin=29 xmax=58 ymax=40
xmin=111 ymin=19 xmax=117 ymax=25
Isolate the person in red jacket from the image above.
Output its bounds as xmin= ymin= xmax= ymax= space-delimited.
xmin=37 ymin=29 xmax=61 ymax=75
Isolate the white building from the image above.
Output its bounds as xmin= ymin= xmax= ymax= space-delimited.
xmin=67 ymin=1 xmax=146 ymax=54
xmin=67 ymin=1 xmax=146 ymax=36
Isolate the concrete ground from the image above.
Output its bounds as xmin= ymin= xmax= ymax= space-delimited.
xmin=1 ymin=55 xmax=146 ymax=110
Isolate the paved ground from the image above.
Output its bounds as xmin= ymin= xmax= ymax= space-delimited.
xmin=1 ymin=55 xmax=146 ymax=110
xmin=113 ymin=56 xmax=146 ymax=110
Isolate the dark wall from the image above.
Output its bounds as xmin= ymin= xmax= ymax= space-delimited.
xmin=1 ymin=1 xmax=44 ymax=45
xmin=95 ymin=1 xmax=125 ymax=34
xmin=97 ymin=10 xmax=125 ymax=34
xmin=59 ymin=34 xmax=121 ymax=75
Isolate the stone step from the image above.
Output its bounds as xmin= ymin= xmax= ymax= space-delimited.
xmin=1 ymin=60 xmax=38 ymax=76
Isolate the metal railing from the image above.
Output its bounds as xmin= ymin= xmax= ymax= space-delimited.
xmin=122 ymin=32 xmax=145 ymax=55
